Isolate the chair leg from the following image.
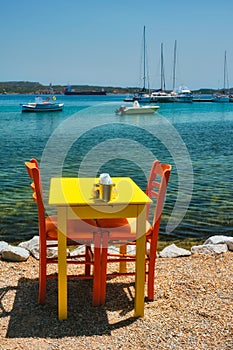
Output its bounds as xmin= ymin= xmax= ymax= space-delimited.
xmin=92 ymin=232 xmax=101 ymax=306
xmin=84 ymin=246 xmax=91 ymax=276
xmin=38 ymin=254 xmax=46 ymax=304
xmin=100 ymin=231 xmax=109 ymax=304
xmin=147 ymin=250 xmax=156 ymax=301
xmin=147 ymin=264 xmax=155 ymax=301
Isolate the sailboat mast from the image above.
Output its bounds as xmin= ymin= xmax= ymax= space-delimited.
xmin=172 ymin=40 xmax=177 ymax=91
xmin=223 ymin=50 xmax=227 ymax=93
xmin=161 ymin=43 xmax=165 ymax=91
xmin=143 ymin=25 xmax=146 ymax=91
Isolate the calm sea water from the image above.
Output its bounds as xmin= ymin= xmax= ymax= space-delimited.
xmin=1 ymin=94 xmax=233 ymax=242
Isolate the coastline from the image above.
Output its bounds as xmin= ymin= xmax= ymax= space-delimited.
xmin=0 ymin=80 xmax=229 ymax=95
xmin=1 ymin=253 xmax=232 ymax=349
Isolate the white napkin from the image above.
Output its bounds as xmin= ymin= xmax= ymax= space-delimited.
xmin=99 ymin=173 xmax=113 ymax=185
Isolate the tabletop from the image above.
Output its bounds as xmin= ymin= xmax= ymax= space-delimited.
xmin=49 ymin=177 xmax=152 ymax=207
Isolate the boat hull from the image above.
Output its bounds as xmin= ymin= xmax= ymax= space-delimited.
xmin=64 ymin=91 xmax=106 ymax=96
xmin=21 ymin=103 xmax=64 ymax=112
xmin=212 ymin=94 xmax=230 ymax=103
xmin=150 ymin=95 xmax=177 ymax=103
xmin=116 ymin=105 xmax=159 ymax=115
xmin=175 ymin=95 xmax=193 ymax=103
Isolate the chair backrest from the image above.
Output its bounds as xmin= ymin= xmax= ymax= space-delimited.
xmin=25 ymin=159 xmax=46 ymax=238
xmin=146 ymin=160 xmax=171 ymax=236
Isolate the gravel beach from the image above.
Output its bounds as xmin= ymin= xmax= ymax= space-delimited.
xmin=1 ymin=252 xmax=233 ymax=349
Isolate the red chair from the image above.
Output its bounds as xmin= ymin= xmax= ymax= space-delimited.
xmin=97 ymin=160 xmax=171 ymax=303
xmin=25 ymin=159 xmax=101 ymax=306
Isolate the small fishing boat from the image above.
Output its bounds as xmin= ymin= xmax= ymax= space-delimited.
xmin=21 ymin=97 xmax=64 ymax=112
xmin=115 ymin=101 xmax=160 ymax=115
xmin=21 ymin=83 xmax=64 ymax=112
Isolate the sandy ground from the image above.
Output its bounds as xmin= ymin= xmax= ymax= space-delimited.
xmin=0 ymin=252 xmax=233 ymax=349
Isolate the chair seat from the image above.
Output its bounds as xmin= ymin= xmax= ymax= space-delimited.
xmin=46 ymin=216 xmax=97 ymax=241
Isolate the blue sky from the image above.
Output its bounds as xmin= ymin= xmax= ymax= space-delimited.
xmin=1 ymin=0 xmax=233 ymax=90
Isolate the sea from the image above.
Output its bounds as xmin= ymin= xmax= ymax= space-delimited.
xmin=0 ymin=94 xmax=233 ymax=243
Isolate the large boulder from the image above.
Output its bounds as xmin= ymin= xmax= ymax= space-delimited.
xmin=0 ymin=241 xmax=9 ymax=254
xmin=18 ymin=235 xmax=39 ymax=251
xmin=204 ymin=235 xmax=233 ymax=251
xmin=191 ymin=243 xmax=228 ymax=255
xmin=1 ymin=245 xmax=30 ymax=262
xmin=19 ymin=236 xmax=40 ymax=259
xmin=159 ymin=243 xmax=191 ymax=258
xmin=18 ymin=236 xmax=64 ymax=259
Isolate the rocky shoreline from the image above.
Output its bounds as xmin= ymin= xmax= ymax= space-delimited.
xmin=1 ymin=235 xmax=233 ymax=262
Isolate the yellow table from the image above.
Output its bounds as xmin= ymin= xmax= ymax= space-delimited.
xmin=49 ymin=177 xmax=152 ymax=320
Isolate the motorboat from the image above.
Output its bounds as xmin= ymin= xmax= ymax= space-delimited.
xmin=175 ymin=86 xmax=193 ymax=103
xmin=150 ymin=90 xmax=177 ymax=103
xmin=115 ymin=101 xmax=160 ymax=115
xmin=21 ymin=96 xmax=64 ymax=112
xmin=123 ymin=95 xmax=134 ymax=102
xmin=124 ymin=91 xmax=151 ymax=103
xmin=132 ymin=90 xmax=151 ymax=103
xmin=212 ymin=93 xmax=230 ymax=103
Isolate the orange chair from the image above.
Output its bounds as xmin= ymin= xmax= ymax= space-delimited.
xmin=97 ymin=160 xmax=171 ymax=303
xmin=25 ymin=159 xmax=101 ymax=306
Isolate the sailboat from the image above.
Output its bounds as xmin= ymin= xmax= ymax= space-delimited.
xmin=172 ymin=40 xmax=193 ymax=103
xmin=150 ymin=42 xmax=177 ymax=103
xmin=212 ymin=51 xmax=230 ymax=102
xmin=126 ymin=26 xmax=151 ymax=103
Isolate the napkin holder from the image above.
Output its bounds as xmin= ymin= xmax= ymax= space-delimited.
xmin=93 ymin=173 xmax=115 ymax=202
xmin=98 ymin=183 xmax=115 ymax=202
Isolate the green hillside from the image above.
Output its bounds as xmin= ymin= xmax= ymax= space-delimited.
xmin=0 ymin=81 xmax=138 ymax=95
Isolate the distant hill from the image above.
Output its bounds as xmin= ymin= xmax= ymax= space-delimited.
xmin=0 ymin=81 xmax=138 ymax=95
xmin=0 ymin=81 xmax=231 ymax=95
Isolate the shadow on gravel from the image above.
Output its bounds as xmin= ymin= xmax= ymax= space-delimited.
xmin=4 ymin=277 xmax=137 ymax=338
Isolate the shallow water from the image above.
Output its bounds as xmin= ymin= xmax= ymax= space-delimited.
xmin=0 ymin=94 xmax=233 ymax=242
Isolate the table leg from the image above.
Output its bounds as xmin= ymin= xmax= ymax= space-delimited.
xmin=134 ymin=205 xmax=146 ymax=317
xmin=119 ymin=245 xmax=127 ymax=273
xmin=93 ymin=231 xmax=101 ymax=306
xmin=58 ymin=207 xmax=67 ymax=320
xmin=100 ymin=230 xmax=108 ymax=305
